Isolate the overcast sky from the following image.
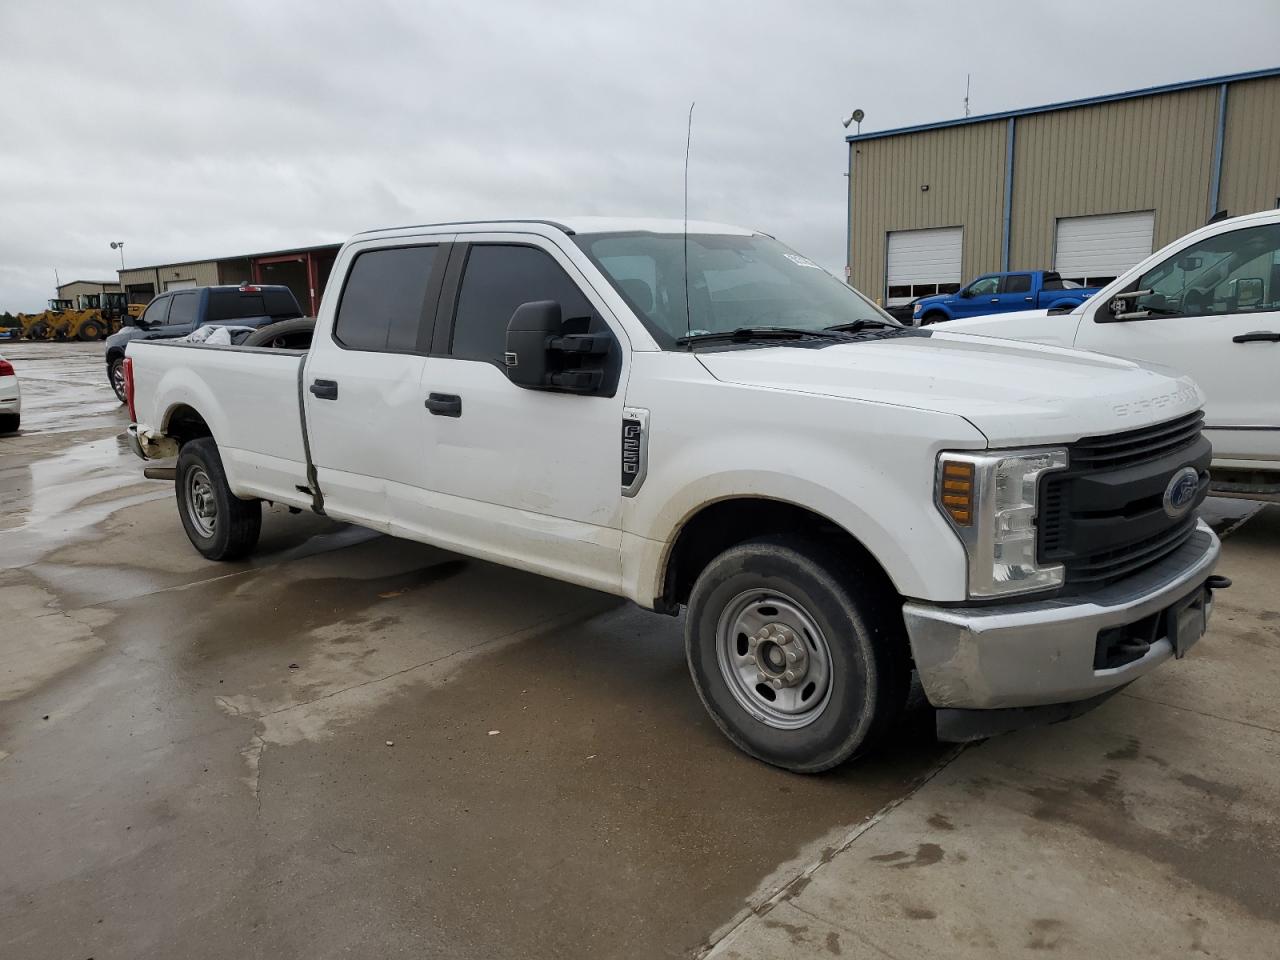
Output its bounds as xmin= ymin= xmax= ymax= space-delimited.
xmin=1 ymin=0 xmax=1277 ymax=311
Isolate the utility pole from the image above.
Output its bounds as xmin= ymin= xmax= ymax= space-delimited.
xmin=964 ymin=74 xmax=971 ymax=117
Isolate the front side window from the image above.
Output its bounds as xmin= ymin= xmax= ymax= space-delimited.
xmin=141 ymin=297 xmax=170 ymax=326
xmin=574 ymin=232 xmax=889 ymax=347
xmin=334 ymin=245 xmax=437 ymax=352
xmin=1002 ymin=274 xmax=1032 ymax=294
xmin=967 ymin=276 xmax=1000 ymax=297
xmin=451 ymin=245 xmax=595 ymax=363
xmin=1134 ymin=223 xmax=1280 ymax=318
xmin=168 ymin=293 xmax=196 ymax=326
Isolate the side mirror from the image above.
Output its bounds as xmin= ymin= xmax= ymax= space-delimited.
xmin=505 ymin=300 xmax=560 ymax=389
xmin=957 ymin=287 xmax=973 ymax=299
xmin=505 ymin=300 xmax=613 ymax=393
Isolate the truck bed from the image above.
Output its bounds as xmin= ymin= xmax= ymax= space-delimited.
xmin=128 ymin=339 xmax=314 ymax=508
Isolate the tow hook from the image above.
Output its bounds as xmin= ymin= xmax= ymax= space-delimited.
xmin=1206 ymin=575 xmax=1232 ymax=592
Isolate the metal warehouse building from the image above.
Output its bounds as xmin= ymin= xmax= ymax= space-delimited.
xmin=117 ymin=243 xmax=341 ymax=315
xmin=846 ymin=67 xmax=1280 ymax=308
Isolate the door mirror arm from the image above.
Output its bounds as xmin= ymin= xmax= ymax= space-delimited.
xmin=505 ymin=301 xmax=614 ymax=394
xmin=1098 ymin=288 xmax=1153 ymax=322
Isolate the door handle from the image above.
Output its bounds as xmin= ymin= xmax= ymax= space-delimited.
xmin=309 ymin=379 xmax=338 ymax=400
xmin=1232 ymin=331 xmax=1280 ymax=343
xmin=425 ymin=392 xmax=462 ymax=417
xmin=1024 ymin=296 xmax=1034 ymax=301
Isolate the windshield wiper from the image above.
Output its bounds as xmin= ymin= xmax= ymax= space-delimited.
xmin=824 ymin=318 xmax=898 ymax=333
xmin=675 ymin=326 xmax=855 ymax=347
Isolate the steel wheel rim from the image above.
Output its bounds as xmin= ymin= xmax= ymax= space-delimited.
xmin=715 ymin=589 xmax=834 ymax=730
xmin=184 ymin=467 xmax=218 ymax=538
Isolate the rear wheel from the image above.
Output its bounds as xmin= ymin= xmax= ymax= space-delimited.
xmin=0 ymin=413 xmax=18 ymax=434
xmin=685 ymin=539 xmax=909 ymax=773
xmin=176 ymin=437 xmax=261 ymax=560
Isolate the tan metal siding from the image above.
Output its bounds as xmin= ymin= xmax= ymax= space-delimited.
xmin=117 ymin=261 xmax=221 ymax=291
xmin=1008 ymin=87 xmax=1219 ymax=270
xmin=1218 ymin=75 xmax=1280 ymax=218
xmin=848 ymin=119 xmax=1007 ymax=298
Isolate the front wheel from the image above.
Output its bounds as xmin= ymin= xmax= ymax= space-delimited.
xmin=920 ymin=312 xmax=947 ymax=326
xmin=108 ymin=357 xmax=127 ymax=403
xmin=176 ymin=437 xmax=262 ymax=560
xmin=685 ymin=539 xmax=909 ymax=773
xmin=78 ymin=321 xmax=104 ymax=341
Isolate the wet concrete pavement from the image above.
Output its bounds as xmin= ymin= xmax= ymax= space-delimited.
xmin=1 ymin=344 xmax=951 ymax=959
xmin=2 ymin=343 xmax=1275 ymax=960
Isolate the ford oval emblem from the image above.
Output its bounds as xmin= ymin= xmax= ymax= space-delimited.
xmin=1163 ymin=466 xmax=1200 ymax=519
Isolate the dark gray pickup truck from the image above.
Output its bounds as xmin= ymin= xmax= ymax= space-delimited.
xmin=105 ymin=284 xmax=303 ymax=401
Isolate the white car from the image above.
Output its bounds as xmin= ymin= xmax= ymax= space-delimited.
xmin=124 ymin=217 xmax=1226 ymax=771
xmin=0 ymin=353 xmax=20 ymax=433
xmin=945 ymin=209 xmax=1280 ymax=502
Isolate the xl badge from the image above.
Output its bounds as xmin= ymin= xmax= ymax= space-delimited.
xmin=1162 ymin=466 xmax=1200 ymax=519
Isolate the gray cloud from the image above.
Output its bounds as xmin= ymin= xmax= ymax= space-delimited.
xmin=2 ymin=0 xmax=1277 ymax=310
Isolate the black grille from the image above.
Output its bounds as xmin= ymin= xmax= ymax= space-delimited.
xmin=1039 ymin=413 xmax=1210 ymax=590
xmin=1066 ymin=411 xmax=1204 ymax=471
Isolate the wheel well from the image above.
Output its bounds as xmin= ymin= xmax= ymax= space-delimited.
xmin=165 ymin=404 xmax=213 ymax=447
xmin=921 ymin=310 xmax=948 ymax=323
xmin=659 ymin=498 xmax=897 ymax=610
xmin=106 ymin=347 xmax=124 ymax=363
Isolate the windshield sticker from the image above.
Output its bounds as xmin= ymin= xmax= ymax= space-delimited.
xmin=783 ymin=253 xmax=822 ymax=270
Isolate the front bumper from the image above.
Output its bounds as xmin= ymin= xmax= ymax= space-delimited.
xmin=903 ymin=519 xmax=1221 ymax=715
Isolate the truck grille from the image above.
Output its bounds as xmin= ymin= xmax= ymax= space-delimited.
xmin=1039 ymin=413 xmax=1210 ymax=590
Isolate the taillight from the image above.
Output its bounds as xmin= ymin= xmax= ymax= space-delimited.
xmin=123 ymin=357 xmax=137 ymax=422
xmin=0 ymin=359 xmax=13 ymax=377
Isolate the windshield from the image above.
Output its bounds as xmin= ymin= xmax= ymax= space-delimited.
xmin=574 ymin=232 xmax=895 ymax=348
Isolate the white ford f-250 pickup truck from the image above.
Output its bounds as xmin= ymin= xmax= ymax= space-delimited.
xmin=945 ymin=209 xmax=1280 ymax=503
xmin=125 ymin=217 xmax=1228 ymax=772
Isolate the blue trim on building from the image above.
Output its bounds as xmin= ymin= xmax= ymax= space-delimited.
xmin=1000 ymin=117 xmax=1016 ymax=271
xmin=1208 ymin=83 xmax=1229 ymax=219
xmin=845 ymin=66 xmax=1280 ymax=143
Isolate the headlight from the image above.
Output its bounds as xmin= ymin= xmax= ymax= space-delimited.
xmin=936 ymin=448 xmax=1068 ymax=598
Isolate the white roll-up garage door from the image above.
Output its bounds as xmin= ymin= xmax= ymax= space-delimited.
xmin=885 ymin=227 xmax=963 ymax=306
xmin=1054 ymin=212 xmax=1154 ymax=286
xmin=164 ymin=278 xmax=197 ymax=291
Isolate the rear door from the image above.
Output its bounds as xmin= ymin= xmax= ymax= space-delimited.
xmin=164 ymin=292 xmax=200 ymax=337
xmin=302 ymin=238 xmax=451 ymax=526
xmin=995 ymin=272 xmax=1036 ymax=311
xmin=1076 ymin=220 xmax=1280 ymax=464
xmin=416 ymin=235 xmax=629 ymax=592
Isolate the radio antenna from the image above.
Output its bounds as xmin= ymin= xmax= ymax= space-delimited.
xmin=683 ymin=100 xmax=695 ymax=333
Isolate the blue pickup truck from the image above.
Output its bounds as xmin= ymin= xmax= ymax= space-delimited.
xmin=912 ymin=271 xmax=1101 ymax=325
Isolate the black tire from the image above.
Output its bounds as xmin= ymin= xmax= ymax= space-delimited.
xmin=79 ymin=321 xmax=104 ymax=341
xmin=241 ymin=317 xmax=315 ymax=349
xmin=920 ymin=312 xmax=947 ymax=326
xmin=685 ymin=538 xmax=910 ymax=773
xmin=176 ymin=437 xmax=262 ymax=560
xmin=0 ymin=413 xmax=19 ymax=434
xmin=108 ymin=356 xmax=127 ymax=403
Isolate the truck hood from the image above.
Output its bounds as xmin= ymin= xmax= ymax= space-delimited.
xmin=695 ymin=331 xmax=1203 ymax=447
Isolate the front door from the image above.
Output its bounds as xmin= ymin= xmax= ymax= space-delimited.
xmin=302 ymin=240 xmax=448 ymax=526
xmin=417 ymin=236 xmax=629 ymax=593
xmin=1076 ymin=220 xmax=1280 ymax=464
xmin=953 ymin=275 xmax=1001 ymax=318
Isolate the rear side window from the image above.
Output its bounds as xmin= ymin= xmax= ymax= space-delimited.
xmin=168 ymin=293 xmax=197 ymax=325
xmin=334 ymin=246 xmax=438 ymax=352
xmin=207 ymin=289 xmax=302 ymax=322
xmin=451 ymin=245 xmax=594 ymax=363
xmin=1002 ymin=274 xmax=1032 ymax=294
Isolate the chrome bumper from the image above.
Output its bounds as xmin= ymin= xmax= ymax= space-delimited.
xmin=126 ymin=423 xmax=179 ymax=461
xmin=903 ymin=520 xmax=1220 ymax=711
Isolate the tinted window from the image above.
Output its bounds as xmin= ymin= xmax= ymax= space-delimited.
xmin=334 ymin=246 xmax=437 ymax=352
xmin=1002 ymin=274 xmax=1032 ymax=294
xmin=207 ymin=288 xmax=303 ymax=322
xmin=140 ymin=297 xmax=170 ymax=326
xmin=168 ymin=293 xmax=197 ymax=326
xmin=967 ymin=276 xmax=999 ymax=296
xmin=1135 ymin=223 xmax=1280 ymax=318
xmin=451 ymin=245 xmax=594 ymax=363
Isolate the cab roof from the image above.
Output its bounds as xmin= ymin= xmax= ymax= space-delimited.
xmin=355 ymin=216 xmax=757 ymax=240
